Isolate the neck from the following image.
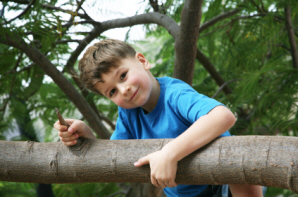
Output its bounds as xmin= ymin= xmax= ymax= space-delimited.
xmin=142 ymin=76 xmax=160 ymax=113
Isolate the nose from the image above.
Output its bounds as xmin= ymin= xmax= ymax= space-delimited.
xmin=119 ymin=84 xmax=131 ymax=96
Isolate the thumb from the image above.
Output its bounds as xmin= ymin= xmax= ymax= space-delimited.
xmin=67 ymin=120 xmax=82 ymax=134
xmin=134 ymin=155 xmax=150 ymax=167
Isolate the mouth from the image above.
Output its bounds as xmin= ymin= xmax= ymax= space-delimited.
xmin=130 ymin=87 xmax=139 ymax=101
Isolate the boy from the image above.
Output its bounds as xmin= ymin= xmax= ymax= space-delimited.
xmin=54 ymin=39 xmax=263 ymax=197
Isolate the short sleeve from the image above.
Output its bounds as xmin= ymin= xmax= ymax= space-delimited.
xmin=110 ymin=107 xmax=133 ymax=140
xmin=175 ymin=90 xmax=224 ymax=124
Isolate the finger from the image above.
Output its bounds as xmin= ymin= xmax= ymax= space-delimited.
xmin=151 ymin=175 xmax=159 ymax=187
xmin=157 ymin=180 xmax=166 ymax=188
xmin=53 ymin=121 xmax=68 ymax=131
xmin=58 ymin=130 xmax=74 ymax=138
xmin=67 ymin=120 xmax=84 ymax=134
xmin=60 ymin=133 xmax=79 ymax=142
xmin=168 ymin=180 xmax=178 ymax=188
xmin=63 ymin=139 xmax=77 ymax=146
xmin=134 ymin=156 xmax=150 ymax=167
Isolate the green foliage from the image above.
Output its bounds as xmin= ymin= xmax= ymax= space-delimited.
xmin=266 ymin=187 xmax=298 ymax=197
xmin=0 ymin=182 xmax=36 ymax=197
xmin=139 ymin=0 xmax=298 ymax=137
xmin=0 ymin=182 xmax=123 ymax=197
xmin=1 ymin=0 xmax=298 ymax=196
xmin=53 ymin=183 xmax=122 ymax=197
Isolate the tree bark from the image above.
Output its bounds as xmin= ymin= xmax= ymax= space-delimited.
xmin=173 ymin=0 xmax=203 ymax=85
xmin=1 ymin=136 xmax=298 ymax=194
xmin=284 ymin=5 xmax=298 ymax=69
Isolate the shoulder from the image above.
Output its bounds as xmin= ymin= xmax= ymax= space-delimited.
xmin=158 ymin=76 xmax=194 ymax=95
xmin=158 ymin=76 xmax=192 ymax=89
xmin=158 ymin=76 xmax=200 ymax=103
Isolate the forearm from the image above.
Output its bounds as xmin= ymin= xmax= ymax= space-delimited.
xmin=83 ymin=126 xmax=97 ymax=139
xmin=162 ymin=106 xmax=236 ymax=162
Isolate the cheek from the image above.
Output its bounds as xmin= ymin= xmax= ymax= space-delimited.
xmin=113 ymin=97 xmax=125 ymax=107
xmin=128 ymin=74 xmax=141 ymax=85
xmin=129 ymin=72 xmax=151 ymax=89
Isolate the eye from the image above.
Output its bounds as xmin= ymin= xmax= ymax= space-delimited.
xmin=110 ymin=89 xmax=116 ymax=97
xmin=120 ymin=72 xmax=127 ymax=80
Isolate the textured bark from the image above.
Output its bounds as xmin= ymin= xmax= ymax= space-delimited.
xmin=284 ymin=5 xmax=298 ymax=69
xmin=1 ymin=136 xmax=298 ymax=194
xmin=173 ymin=0 xmax=203 ymax=85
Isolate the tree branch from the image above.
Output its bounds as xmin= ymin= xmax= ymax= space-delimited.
xmin=248 ymin=0 xmax=263 ymax=13
xmin=284 ymin=5 xmax=298 ymax=69
xmin=173 ymin=0 xmax=203 ymax=85
xmin=196 ymin=49 xmax=233 ymax=94
xmin=1 ymin=136 xmax=298 ymax=195
xmin=64 ymin=12 xmax=231 ymax=95
xmin=1 ymin=0 xmax=30 ymax=4
xmin=212 ymin=79 xmax=238 ymax=98
xmin=41 ymin=4 xmax=90 ymax=20
xmin=149 ymin=0 xmax=159 ymax=12
xmin=0 ymin=31 xmax=111 ymax=139
xmin=200 ymin=13 xmax=267 ymax=38
xmin=199 ymin=9 xmax=240 ymax=33
xmin=2 ymin=0 xmax=36 ymax=25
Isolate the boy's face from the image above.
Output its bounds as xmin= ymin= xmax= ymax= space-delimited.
xmin=94 ymin=53 xmax=155 ymax=110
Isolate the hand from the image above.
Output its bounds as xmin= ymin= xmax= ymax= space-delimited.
xmin=53 ymin=119 xmax=95 ymax=146
xmin=134 ymin=150 xmax=178 ymax=188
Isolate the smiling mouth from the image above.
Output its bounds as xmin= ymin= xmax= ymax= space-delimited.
xmin=130 ymin=87 xmax=139 ymax=101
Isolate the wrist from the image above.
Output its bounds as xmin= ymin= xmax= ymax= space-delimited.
xmin=161 ymin=145 xmax=179 ymax=162
xmin=83 ymin=125 xmax=96 ymax=139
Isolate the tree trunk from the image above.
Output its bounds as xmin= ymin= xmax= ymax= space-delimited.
xmin=1 ymin=136 xmax=298 ymax=194
xmin=173 ymin=0 xmax=203 ymax=85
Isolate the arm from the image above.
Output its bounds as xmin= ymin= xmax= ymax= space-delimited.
xmin=162 ymin=105 xmax=235 ymax=162
xmin=135 ymin=105 xmax=236 ymax=188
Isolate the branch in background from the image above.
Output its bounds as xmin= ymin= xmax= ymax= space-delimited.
xmin=0 ymin=76 xmax=16 ymax=121
xmin=200 ymin=13 xmax=267 ymax=38
xmin=212 ymin=79 xmax=238 ymax=98
xmin=149 ymin=0 xmax=159 ymax=12
xmin=260 ymin=0 xmax=268 ymax=13
xmin=248 ymin=0 xmax=263 ymax=13
xmin=2 ymin=0 xmax=30 ymax=4
xmin=173 ymin=0 xmax=203 ymax=85
xmin=0 ymin=31 xmax=111 ymax=139
xmin=284 ymin=5 xmax=298 ymax=69
xmin=199 ymin=9 xmax=240 ymax=33
xmin=225 ymin=21 xmax=236 ymax=45
xmin=2 ymin=0 xmax=36 ymax=25
xmin=99 ymin=113 xmax=116 ymax=130
xmin=55 ymin=39 xmax=82 ymax=44
xmin=196 ymin=49 xmax=233 ymax=95
xmin=41 ymin=4 xmax=90 ymax=20
xmin=6 ymin=52 xmax=23 ymax=75
xmin=0 ymin=52 xmax=22 ymax=119
xmin=63 ymin=12 xmax=231 ymax=95
xmin=276 ymin=43 xmax=291 ymax=52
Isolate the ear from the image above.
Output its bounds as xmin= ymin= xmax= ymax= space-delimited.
xmin=135 ymin=52 xmax=151 ymax=70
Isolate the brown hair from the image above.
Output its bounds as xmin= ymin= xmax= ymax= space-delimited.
xmin=78 ymin=39 xmax=136 ymax=94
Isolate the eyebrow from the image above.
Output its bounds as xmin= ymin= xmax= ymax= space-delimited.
xmin=102 ymin=67 xmax=124 ymax=96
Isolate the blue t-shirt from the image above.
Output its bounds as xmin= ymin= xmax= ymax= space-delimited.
xmin=111 ymin=76 xmax=231 ymax=197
